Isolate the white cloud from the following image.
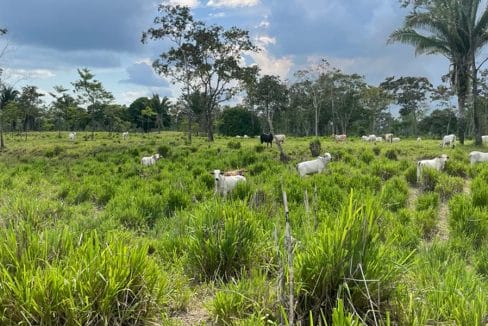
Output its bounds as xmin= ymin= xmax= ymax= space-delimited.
xmin=209 ymin=12 xmax=226 ymax=18
xmin=257 ymin=20 xmax=270 ymax=29
xmin=250 ymin=50 xmax=293 ymax=79
xmin=207 ymin=0 xmax=259 ymax=8
xmin=3 ymin=68 xmax=55 ymax=81
xmin=119 ymin=90 xmax=151 ymax=105
xmin=135 ymin=58 xmax=153 ymax=66
xmin=167 ymin=0 xmax=200 ymax=8
xmin=256 ymin=35 xmax=276 ymax=47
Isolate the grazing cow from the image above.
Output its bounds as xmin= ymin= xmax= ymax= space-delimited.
xmin=236 ymin=135 xmax=241 ymax=138
xmin=441 ymin=134 xmax=456 ymax=148
xmin=275 ymin=134 xmax=286 ymax=144
xmin=243 ymin=135 xmax=249 ymax=139
xmin=468 ymin=151 xmax=488 ymax=165
xmin=122 ymin=132 xmax=129 ymax=139
xmin=384 ymin=133 xmax=393 ymax=143
xmin=417 ymin=137 xmax=422 ymax=142
xmin=367 ymin=134 xmax=377 ymax=142
xmin=361 ymin=135 xmax=369 ymax=141
xmin=296 ymin=153 xmax=332 ymax=177
xmin=417 ymin=154 xmax=449 ymax=183
xmin=141 ymin=154 xmax=161 ymax=166
xmin=375 ymin=136 xmax=384 ymax=142
xmin=213 ymin=169 xmax=246 ymax=197
xmin=260 ymin=133 xmax=273 ymax=147
xmin=69 ymin=132 xmax=76 ymax=141
xmin=392 ymin=137 xmax=400 ymax=143
xmin=334 ymin=134 xmax=347 ymax=142
xmin=482 ymin=135 xmax=488 ymax=144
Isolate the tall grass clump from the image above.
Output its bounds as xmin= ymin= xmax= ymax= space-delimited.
xmin=434 ymin=174 xmax=463 ymax=200
xmin=309 ymin=138 xmax=321 ymax=156
xmin=186 ymin=201 xmax=266 ymax=282
xmin=0 ymin=225 xmax=172 ymax=325
xmin=295 ymin=192 xmax=409 ymax=324
xmin=449 ymin=194 xmax=488 ymax=248
xmin=210 ymin=271 xmax=276 ymax=324
xmin=380 ymin=176 xmax=408 ymax=211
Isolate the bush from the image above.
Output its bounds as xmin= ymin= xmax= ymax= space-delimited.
xmin=372 ymin=146 xmax=381 ymax=156
xmin=419 ymin=168 xmax=441 ymax=191
xmin=254 ymin=145 xmax=265 ymax=153
xmin=186 ymin=202 xmax=264 ymax=281
xmin=449 ymin=194 xmax=488 ymax=248
xmin=210 ymin=272 xmax=276 ymax=324
xmin=157 ymin=145 xmax=172 ymax=158
xmin=359 ymin=149 xmax=375 ymax=164
xmin=404 ymin=165 xmax=417 ymax=185
xmin=309 ymin=138 xmax=321 ymax=156
xmin=472 ymin=177 xmax=488 ymax=207
xmin=434 ymin=175 xmax=464 ymax=200
xmin=444 ymin=160 xmax=468 ymax=178
xmin=295 ymin=193 xmax=407 ymax=324
xmin=384 ymin=148 xmax=398 ymax=161
xmin=380 ymin=176 xmax=408 ymax=211
xmin=227 ymin=141 xmax=241 ymax=149
xmin=0 ymin=226 xmax=172 ymax=325
xmin=416 ymin=192 xmax=439 ymax=211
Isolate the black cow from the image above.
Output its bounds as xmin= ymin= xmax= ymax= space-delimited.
xmin=260 ymin=133 xmax=273 ymax=147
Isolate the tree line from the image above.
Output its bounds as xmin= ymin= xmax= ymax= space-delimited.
xmin=1 ymin=0 xmax=488 ymax=147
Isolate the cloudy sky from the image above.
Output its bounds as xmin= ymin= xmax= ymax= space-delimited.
xmin=0 ymin=0 xmax=450 ymax=106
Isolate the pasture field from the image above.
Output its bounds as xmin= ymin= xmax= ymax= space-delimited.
xmin=0 ymin=131 xmax=488 ymax=325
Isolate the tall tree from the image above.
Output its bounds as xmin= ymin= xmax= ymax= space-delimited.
xmin=18 ymin=85 xmax=44 ymax=137
xmin=149 ymin=94 xmax=171 ymax=133
xmin=0 ymin=85 xmax=18 ymax=149
xmin=72 ymin=68 xmax=114 ymax=139
xmin=249 ymin=75 xmax=289 ymax=161
xmin=390 ymin=0 xmax=471 ymax=143
xmin=142 ymin=3 xmax=259 ymax=142
xmin=49 ymin=86 xmax=78 ymax=137
xmin=360 ymin=86 xmax=393 ymax=134
xmin=381 ymin=76 xmax=432 ymax=136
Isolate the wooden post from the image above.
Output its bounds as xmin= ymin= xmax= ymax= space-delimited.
xmin=282 ymin=190 xmax=294 ymax=325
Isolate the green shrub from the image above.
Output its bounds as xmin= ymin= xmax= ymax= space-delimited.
xmin=254 ymin=144 xmax=265 ymax=153
xmin=309 ymin=138 xmax=321 ymax=156
xmin=418 ymin=168 xmax=440 ymax=192
xmin=472 ymin=177 xmax=488 ymax=207
xmin=449 ymin=194 xmax=488 ymax=248
xmin=434 ymin=174 xmax=464 ymax=200
xmin=444 ymin=160 xmax=468 ymax=178
xmin=186 ymin=202 xmax=264 ymax=281
xmin=359 ymin=149 xmax=375 ymax=164
xmin=404 ymin=165 xmax=417 ymax=185
xmin=416 ymin=192 xmax=439 ymax=211
xmin=295 ymin=192 xmax=408 ymax=324
xmin=380 ymin=176 xmax=408 ymax=211
xmin=415 ymin=208 xmax=437 ymax=239
xmin=372 ymin=146 xmax=381 ymax=156
xmin=0 ymin=226 xmax=173 ymax=325
xmin=227 ymin=140 xmax=241 ymax=149
xmin=384 ymin=148 xmax=398 ymax=161
xmin=157 ymin=145 xmax=172 ymax=158
xmin=211 ymin=271 xmax=276 ymax=324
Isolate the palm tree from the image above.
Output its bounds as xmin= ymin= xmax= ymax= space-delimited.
xmin=149 ymin=94 xmax=171 ymax=133
xmin=389 ymin=0 xmax=488 ymax=144
xmin=0 ymin=85 xmax=19 ymax=149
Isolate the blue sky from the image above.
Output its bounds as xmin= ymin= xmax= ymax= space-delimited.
xmin=0 ymin=0 xmax=450 ymax=106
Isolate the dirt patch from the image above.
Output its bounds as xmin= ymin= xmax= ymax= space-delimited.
xmin=463 ymin=178 xmax=471 ymax=195
xmin=436 ymin=201 xmax=449 ymax=241
xmin=172 ymin=294 xmax=212 ymax=325
xmin=407 ymin=186 xmax=420 ymax=210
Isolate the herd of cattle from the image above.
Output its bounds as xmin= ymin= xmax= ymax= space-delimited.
xmin=65 ymin=131 xmax=488 ymax=197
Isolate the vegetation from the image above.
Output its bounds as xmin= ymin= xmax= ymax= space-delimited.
xmin=0 ymin=132 xmax=484 ymax=324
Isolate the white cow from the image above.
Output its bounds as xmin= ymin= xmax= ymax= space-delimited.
xmin=243 ymin=135 xmax=249 ymax=139
xmin=361 ymin=135 xmax=369 ymax=141
xmin=417 ymin=137 xmax=422 ymax=142
xmin=441 ymin=134 xmax=456 ymax=148
xmin=368 ymin=134 xmax=377 ymax=142
xmin=69 ymin=132 xmax=76 ymax=141
xmin=375 ymin=136 xmax=384 ymax=142
xmin=213 ymin=169 xmax=246 ymax=197
xmin=141 ymin=154 xmax=161 ymax=166
xmin=468 ymin=151 xmax=488 ymax=165
xmin=275 ymin=134 xmax=286 ymax=143
xmin=122 ymin=131 xmax=129 ymax=139
xmin=392 ymin=137 xmax=400 ymax=143
xmin=482 ymin=135 xmax=488 ymax=144
xmin=385 ymin=133 xmax=393 ymax=143
xmin=236 ymin=135 xmax=241 ymax=138
xmin=417 ymin=154 xmax=449 ymax=183
xmin=296 ymin=153 xmax=332 ymax=177
xmin=334 ymin=134 xmax=347 ymax=142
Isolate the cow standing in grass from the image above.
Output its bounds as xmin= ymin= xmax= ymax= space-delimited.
xmin=213 ymin=169 xmax=246 ymax=197
xmin=417 ymin=154 xmax=449 ymax=183
xmin=260 ymin=133 xmax=273 ymax=147
xmin=296 ymin=153 xmax=332 ymax=177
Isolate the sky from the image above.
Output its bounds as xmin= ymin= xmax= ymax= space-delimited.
xmin=0 ymin=0 xmax=451 ymax=106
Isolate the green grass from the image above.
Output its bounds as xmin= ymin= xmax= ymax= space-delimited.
xmin=0 ymin=131 xmax=486 ymax=324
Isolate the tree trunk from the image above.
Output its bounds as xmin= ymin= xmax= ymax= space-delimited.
xmin=472 ymin=53 xmax=482 ymax=145
xmin=266 ymin=113 xmax=288 ymax=162
xmin=206 ymin=107 xmax=214 ymax=142
xmin=188 ymin=111 xmax=192 ymax=144
xmin=457 ymin=66 xmax=469 ymax=145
